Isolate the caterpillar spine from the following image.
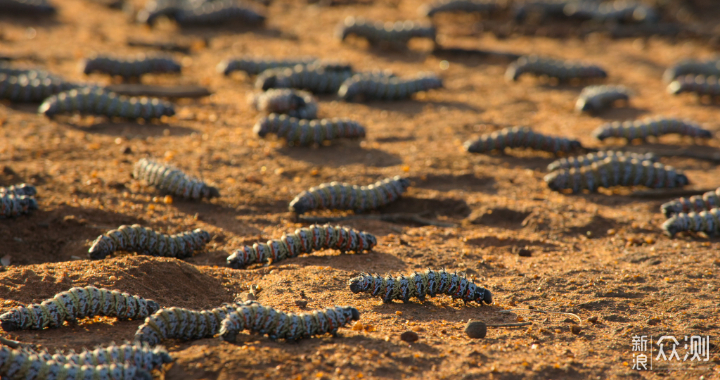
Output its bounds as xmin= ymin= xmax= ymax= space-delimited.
xmin=0 ymin=73 xmax=81 ymax=103
xmin=249 ymin=89 xmax=318 ymax=119
xmin=575 ymin=85 xmax=631 ymax=113
xmin=349 ymin=268 xmax=492 ymax=304
xmin=547 ymin=151 xmax=656 ymax=172
xmin=39 ymin=87 xmax=176 ymax=120
xmin=662 ymin=209 xmax=720 ymax=237
xmin=0 ymin=286 xmax=160 ymax=332
xmin=255 ymin=65 xmax=354 ymax=93
xmin=338 ymin=72 xmax=443 ymax=101
xmin=132 ymin=158 xmax=220 ymax=200
xmin=465 ymin=126 xmax=582 ymax=155
xmin=668 ymin=75 xmax=720 ymax=97
xmin=0 ymin=194 xmax=38 ymax=218
xmin=82 ymin=55 xmax=182 ymax=79
xmin=592 ymin=117 xmax=712 ymax=142
xmin=174 ymin=0 xmax=265 ymax=26
xmin=663 ymin=58 xmax=720 ymax=84
xmin=661 ymin=187 xmax=720 ymax=218
xmin=336 ymin=16 xmax=436 ymax=46
xmin=253 ymin=114 xmax=366 ymax=146
xmin=36 ymin=342 xmax=172 ymax=372
xmin=88 ymin=224 xmax=211 ymax=260
xmin=0 ymin=183 xmax=37 ymax=197
xmin=419 ymin=0 xmax=500 ymax=17
xmin=289 ymin=176 xmax=411 ymax=215
xmin=217 ymin=56 xmax=318 ymax=76
xmin=505 ymin=55 xmax=607 ymax=82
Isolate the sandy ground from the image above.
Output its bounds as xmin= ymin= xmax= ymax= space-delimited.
xmin=0 ymin=0 xmax=719 ymax=379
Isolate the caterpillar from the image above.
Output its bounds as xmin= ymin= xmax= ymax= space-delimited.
xmin=134 ymin=301 xmax=257 ymax=346
xmin=0 ymin=285 xmax=160 ymax=332
xmin=226 ymin=224 xmax=376 ymax=269
xmin=39 ymin=87 xmax=176 ymax=120
xmin=464 ymin=126 xmax=583 ymax=155
xmin=338 ymin=72 xmax=443 ymax=101
xmin=288 ymin=176 xmax=411 ymax=215
xmin=255 ymin=65 xmax=355 ymax=93
xmin=660 ymin=187 xmax=720 ymax=218
xmin=591 ymin=117 xmax=712 ymax=142
xmin=562 ymin=1 xmax=658 ymax=24
xmin=667 ymin=75 xmax=720 ymax=97
xmin=82 ymin=55 xmax=182 ymax=79
xmin=132 ymin=158 xmax=220 ymax=200
xmin=662 ymin=209 xmax=720 ymax=237
xmin=663 ymin=58 xmax=720 ymax=84
xmin=249 ymin=89 xmax=318 ymax=119
xmin=0 ymin=0 xmax=56 ymax=14
xmin=547 ymin=151 xmax=656 ymax=172
xmin=217 ymin=56 xmax=318 ymax=76
xmin=544 ymin=157 xmax=689 ymax=194
xmin=0 ymin=63 xmax=55 ymax=80
xmin=36 ymin=342 xmax=172 ymax=372
xmin=253 ymin=114 xmax=366 ymax=146
xmin=135 ymin=0 xmax=187 ymax=25
xmin=336 ymin=16 xmax=436 ymax=46
xmin=0 ymin=183 xmax=37 ymax=197
xmin=348 ymin=268 xmax=493 ymax=305
xmin=419 ymin=0 xmax=500 ymax=17
xmin=505 ymin=55 xmax=607 ymax=82
xmin=0 ymin=194 xmax=38 ymax=218
xmin=513 ymin=0 xmax=573 ymax=23
xmin=174 ymin=0 xmax=266 ymax=27
xmin=218 ymin=304 xmax=359 ymax=343
xmin=575 ymin=85 xmax=631 ymax=113
xmin=0 ymin=73 xmax=81 ymax=103
xmin=88 ymin=224 xmax=212 ymax=260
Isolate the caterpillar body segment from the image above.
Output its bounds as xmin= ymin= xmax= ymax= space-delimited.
xmin=254 ymin=114 xmax=366 ymax=146
xmin=39 ymin=87 xmax=176 ymax=120
xmin=132 ymin=158 xmax=220 ymax=200
xmin=668 ymin=75 xmax=720 ymax=97
xmin=0 ymin=63 xmax=55 ymax=80
xmin=544 ymin=157 xmax=689 ymax=194
xmin=174 ymin=0 xmax=266 ymax=26
xmin=592 ymin=117 xmax=712 ymax=142
xmin=255 ymin=65 xmax=355 ymax=93
xmin=0 ymin=0 xmax=56 ymax=14
xmin=217 ymin=57 xmax=318 ymax=76
xmin=662 ymin=209 xmax=720 ymax=237
xmin=88 ymin=224 xmax=212 ymax=260
xmin=547 ymin=151 xmax=656 ymax=172
xmin=37 ymin=342 xmax=172 ymax=372
xmin=338 ymin=72 xmax=442 ymax=101
xmin=348 ymin=269 xmax=492 ymax=305
xmin=661 ymin=187 xmax=720 ymax=218
xmin=575 ymin=85 xmax=631 ymax=113
xmin=82 ymin=55 xmax=182 ymax=79
xmin=663 ymin=59 xmax=720 ymax=84
xmin=0 ymin=286 xmax=160 ymax=332
xmin=420 ymin=0 xmax=500 ymax=17
xmin=0 ymin=194 xmax=38 ymax=218
xmin=505 ymin=55 xmax=607 ymax=83
xmin=336 ymin=16 xmax=437 ymax=46
xmin=226 ymin=224 xmax=376 ymax=269
xmin=0 ymin=73 xmax=81 ymax=103
xmin=249 ymin=89 xmax=318 ymax=119
xmin=0 ymin=183 xmax=37 ymax=197
xmin=288 ymin=176 xmax=411 ymax=215
xmin=218 ymin=304 xmax=359 ymax=343
xmin=465 ymin=126 xmax=582 ymax=155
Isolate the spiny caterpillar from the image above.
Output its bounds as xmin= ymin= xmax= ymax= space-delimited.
xmin=663 ymin=58 xmax=720 ymax=84
xmin=249 ymin=89 xmax=318 ymax=119
xmin=349 ymin=268 xmax=493 ymax=305
xmin=217 ymin=56 xmax=318 ymax=76
xmin=464 ymin=126 xmax=583 ymax=155
xmin=36 ymin=342 xmax=172 ymax=372
xmin=338 ymin=72 xmax=443 ymax=101
xmin=134 ymin=301 xmax=257 ymax=346
xmin=505 ymin=55 xmax=607 ymax=82
xmin=575 ymin=85 xmax=631 ymax=113
xmin=667 ymin=75 xmax=720 ymax=97
xmin=661 ymin=187 xmax=720 ymax=218
xmin=253 ymin=114 xmax=366 ymax=146
xmin=0 ymin=73 xmax=80 ymax=103
xmin=547 ymin=151 xmax=656 ymax=172
xmin=0 ymin=194 xmax=38 ymax=218
xmin=0 ymin=63 xmax=55 ymax=80
xmin=88 ymin=224 xmax=211 ymax=260
xmin=336 ymin=16 xmax=437 ymax=46
xmin=662 ymin=209 xmax=720 ymax=237
xmin=174 ymin=0 xmax=266 ymax=27
xmin=592 ymin=117 xmax=712 ymax=142
xmin=289 ymin=176 xmax=411 ymax=215
xmin=226 ymin=224 xmax=376 ymax=269
xmin=132 ymin=158 xmax=220 ymax=200
xmin=0 ymin=183 xmax=37 ymax=197
xmin=39 ymin=87 xmax=176 ymax=120
xmin=219 ymin=304 xmax=360 ymax=343
xmin=419 ymin=0 xmax=500 ymax=17
xmin=543 ymin=157 xmax=689 ymax=194
xmin=82 ymin=55 xmax=182 ymax=79
xmin=255 ymin=65 xmax=354 ymax=93
xmin=135 ymin=0 xmax=187 ymax=25
xmin=0 ymin=0 xmax=57 ymax=15
xmin=0 ymin=286 xmax=160 ymax=332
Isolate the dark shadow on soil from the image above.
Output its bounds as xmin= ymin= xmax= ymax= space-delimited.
xmin=410 ymin=173 xmax=496 ymax=193
xmin=589 ymin=106 xmax=650 ymax=121
xmin=380 ymin=196 xmax=471 ymax=218
xmin=65 ymin=122 xmax=197 ymax=138
xmin=276 ymin=146 xmax=402 ymax=167
xmin=359 ymin=99 xmax=482 ymax=116
xmin=466 ymin=207 xmax=532 ymax=230
xmin=563 ymin=214 xmax=628 ymax=238
xmin=465 ymin=236 xmax=557 ymax=250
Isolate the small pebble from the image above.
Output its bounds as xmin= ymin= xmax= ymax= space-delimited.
xmin=518 ymin=249 xmax=532 ymax=257
xmin=295 ymin=300 xmax=308 ymax=308
xmin=571 ymin=326 xmax=582 ymax=335
xmin=587 ymin=316 xmax=598 ymax=324
xmin=400 ymin=331 xmax=418 ymax=343
xmin=464 ymin=321 xmax=487 ymax=339
xmin=122 ymin=146 xmax=132 ymax=154
xmin=647 ymin=318 xmax=660 ymax=326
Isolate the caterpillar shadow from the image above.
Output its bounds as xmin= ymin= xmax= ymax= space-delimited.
xmin=358 ymin=99 xmax=481 ymax=116
xmin=410 ymin=173 xmax=496 ymax=194
xmin=381 ymin=196 xmax=472 ymax=219
xmin=171 ymin=200 xmax=265 ymax=237
xmin=276 ymin=145 xmax=402 ymax=167
xmin=587 ymin=105 xmax=650 ymax=121
xmin=64 ymin=121 xmax=198 ymax=138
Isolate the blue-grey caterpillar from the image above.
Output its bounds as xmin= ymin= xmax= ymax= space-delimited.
xmin=82 ymin=55 xmax=182 ymax=79
xmin=667 ymin=75 xmax=720 ymax=97
xmin=562 ymin=1 xmax=658 ymax=24
xmin=338 ymin=72 xmax=443 ymax=101
xmin=174 ymin=0 xmax=265 ymax=27
xmin=219 ymin=304 xmax=359 ymax=343
xmin=88 ymin=224 xmax=212 ymax=260
xmin=0 ymin=0 xmax=56 ymax=14
xmin=0 ymin=73 xmax=81 ymax=103
xmin=0 ymin=183 xmax=37 ymax=197
xmin=336 ymin=16 xmax=437 ymax=46
xmin=592 ymin=117 xmax=712 ymax=142
xmin=575 ymin=85 xmax=631 ymax=113
xmin=0 ymin=63 xmax=55 ymax=80
xmin=419 ymin=0 xmax=500 ymax=17
xmin=134 ymin=301 xmax=258 ymax=346
xmin=39 ymin=87 xmax=176 ymax=120
xmin=505 ymin=55 xmax=607 ymax=83
xmin=253 ymin=114 xmax=366 ymax=146
xmin=132 ymin=158 xmax=220 ymax=200
xmin=227 ymin=224 xmax=376 ymax=269
xmin=0 ymin=286 xmax=160 ymax=332
xmin=465 ymin=126 xmax=583 ymax=155
xmin=349 ymin=268 xmax=492 ymax=305
xmin=661 ymin=187 xmax=720 ymax=218
xmin=249 ymin=89 xmax=318 ymax=119
xmin=255 ymin=65 xmax=354 ymax=93
xmin=544 ymin=157 xmax=689 ymax=194
xmin=547 ymin=151 xmax=656 ymax=172
xmin=0 ymin=194 xmax=38 ymax=218
xmin=217 ymin=56 xmax=318 ymax=76
xmin=662 ymin=209 xmax=720 ymax=237
xmin=135 ymin=0 xmax=186 ymax=25
xmin=289 ymin=176 xmax=410 ymax=215
xmin=36 ymin=342 xmax=172 ymax=373
xmin=663 ymin=58 xmax=720 ymax=84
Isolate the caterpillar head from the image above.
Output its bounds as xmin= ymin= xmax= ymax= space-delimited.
xmin=660 ymin=201 xmax=683 ymax=218
xmin=661 ymin=216 xmax=683 ymax=237
xmin=207 ymin=186 xmax=221 ymax=199
xmin=675 ymin=173 xmax=690 ymax=187
xmin=146 ymin=299 xmax=161 ymax=315
xmin=0 ymin=311 xmax=21 ymax=331
xmin=591 ymin=126 xmax=610 ymax=141
xmin=288 ymin=193 xmax=313 ymax=215
xmin=543 ymin=171 xmax=568 ymax=192
xmin=338 ymin=80 xmax=362 ymax=102
xmin=348 ymin=275 xmax=368 ymax=294
xmin=476 ymin=288 xmax=492 ymax=305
